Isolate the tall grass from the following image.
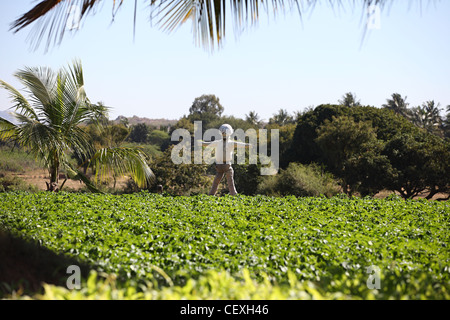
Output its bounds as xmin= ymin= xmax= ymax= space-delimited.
xmin=0 ymin=146 xmax=41 ymax=173
xmin=0 ymin=146 xmax=41 ymax=192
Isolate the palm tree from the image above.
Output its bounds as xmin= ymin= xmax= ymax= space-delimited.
xmin=338 ymin=92 xmax=361 ymax=108
xmin=382 ymin=93 xmax=410 ymax=118
xmin=269 ymin=109 xmax=294 ymax=126
xmin=444 ymin=105 xmax=450 ymax=139
xmin=245 ymin=110 xmax=262 ymax=127
xmin=0 ymin=60 xmax=155 ymax=192
xmin=10 ymin=0 xmax=404 ymax=51
xmin=410 ymin=100 xmax=443 ymax=136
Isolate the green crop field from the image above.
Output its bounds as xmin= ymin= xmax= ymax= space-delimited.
xmin=0 ymin=192 xmax=449 ymax=300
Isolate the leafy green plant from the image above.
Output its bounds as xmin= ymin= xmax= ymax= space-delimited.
xmin=16 ymin=269 xmax=356 ymax=300
xmin=0 ymin=192 xmax=449 ymax=299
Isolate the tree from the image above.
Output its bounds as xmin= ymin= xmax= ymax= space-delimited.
xmin=171 ymin=116 xmax=194 ymax=135
xmin=146 ymin=145 xmax=210 ymax=196
xmin=209 ymin=115 xmax=254 ymax=133
xmin=148 ymin=130 xmax=171 ymax=151
xmin=383 ymin=129 xmax=450 ymax=200
xmin=382 ymin=93 xmax=410 ymax=119
xmin=268 ymin=109 xmax=294 ymax=126
xmin=83 ymin=122 xmax=130 ymax=148
xmin=264 ymin=121 xmax=296 ymax=163
xmin=338 ymin=92 xmax=361 ymax=108
xmin=0 ymin=60 xmax=154 ymax=192
xmin=116 ymin=115 xmax=130 ymax=128
xmin=315 ymin=115 xmax=390 ymax=195
xmin=105 ymin=123 xmax=130 ymax=146
xmin=232 ymin=164 xmax=261 ymax=196
xmin=286 ymin=104 xmax=417 ymax=167
xmin=10 ymin=1 xmax=411 ymax=51
xmin=444 ymin=105 xmax=450 ymax=139
xmin=245 ymin=111 xmax=262 ymax=127
xmin=410 ymin=100 xmax=443 ymax=136
xmin=285 ymin=104 xmax=448 ymax=198
xmin=74 ymin=122 xmax=130 ymax=174
xmin=188 ymin=94 xmax=224 ymax=129
xmin=128 ymin=123 xmax=150 ymax=143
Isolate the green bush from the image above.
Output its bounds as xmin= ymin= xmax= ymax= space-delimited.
xmin=257 ymin=162 xmax=340 ymax=197
xmin=147 ymin=130 xmax=171 ymax=151
xmin=121 ymin=142 xmax=162 ymax=160
xmin=124 ymin=146 xmax=211 ymax=196
xmin=232 ymin=164 xmax=261 ymax=196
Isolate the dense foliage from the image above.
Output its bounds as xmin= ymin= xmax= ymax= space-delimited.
xmin=1 ymin=192 xmax=449 ymax=299
xmin=257 ymin=163 xmax=339 ymax=197
xmin=286 ymin=105 xmax=450 ymax=198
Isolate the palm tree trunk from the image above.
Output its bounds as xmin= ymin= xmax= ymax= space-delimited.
xmin=47 ymin=160 xmax=59 ymax=192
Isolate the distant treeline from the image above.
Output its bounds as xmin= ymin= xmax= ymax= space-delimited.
xmin=119 ymin=93 xmax=449 ymax=200
xmin=1 ymin=92 xmax=448 ymax=198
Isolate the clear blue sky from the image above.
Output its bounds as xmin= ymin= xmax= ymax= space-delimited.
xmin=0 ymin=1 xmax=449 ymax=122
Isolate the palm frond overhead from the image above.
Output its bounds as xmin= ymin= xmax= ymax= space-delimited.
xmin=10 ymin=0 xmax=401 ymax=50
xmin=10 ymin=0 xmax=103 ymax=50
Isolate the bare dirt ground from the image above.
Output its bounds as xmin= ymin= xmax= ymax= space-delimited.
xmin=6 ymin=169 xmax=449 ymax=200
xmin=374 ymin=190 xmax=449 ymax=201
xmin=10 ymin=169 xmax=128 ymax=192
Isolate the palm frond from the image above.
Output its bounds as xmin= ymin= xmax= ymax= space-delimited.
xmin=10 ymin=0 xmax=403 ymax=51
xmin=65 ymin=61 xmax=109 ymax=126
xmin=0 ymin=80 xmax=38 ymax=120
xmin=0 ymin=117 xmax=18 ymax=141
xmin=66 ymin=124 xmax=96 ymax=161
xmin=13 ymin=116 xmax=63 ymax=166
xmin=89 ymin=146 xmax=155 ymax=188
xmin=64 ymin=59 xmax=88 ymax=106
xmin=10 ymin=0 xmax=103 ymax=51
xmin=14 ymin=66 xmax=58 ymax=120
xmin=60 ymin=61 xmax=87 ymax=129
xmin=64 ymin=163 xmax=104 ymax=193
xmin=67 ymin=59 xmax=85 ymax=88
